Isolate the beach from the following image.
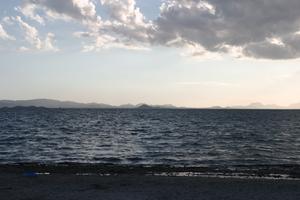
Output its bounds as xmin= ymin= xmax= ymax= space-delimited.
xmin=1 ymin=173 xmax=300 ymax=200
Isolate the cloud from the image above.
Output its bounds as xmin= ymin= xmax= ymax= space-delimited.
xmin=18 ymin=46 xmax=30 ymax=52
xmin=243 ymin=34 xmax=300 ymax=59
xmin=15 ymin=16 xmax=42 ymax=49
xmin=100 ymin=0 xmax=152 ymax=41
xmin=73 ymin=0 xmax=153 ymax=51
xmin=2 ymin=16 xmax=14 ymax=25
xmin=17 ymin=3 xmax=45 ymax=24
xmin=176 ymin=81 xmax=238 ymax=87
xmin=101 ymin=0 xmax=145 ymax=25
xmin=19 ymin=0 xmax=97 ymax=23
xmin=14 ymin=16 xmax=58 ymax=51
xmin=74 ymin=31 xmax=150 ymax=52
xmin=0 ymin=24 xmax=15 ymax=40
xmin=152 ymin=0 xmax=300 ymax=59
xmin=7 ymin=0 xmax=300 ymax=58
xmin=75 ymin=0 xmax=300 ymax=59
xmin=44 ymin=32 xmax=59 ymax=52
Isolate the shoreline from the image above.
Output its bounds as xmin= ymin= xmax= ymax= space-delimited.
xmin=1 ymin=164 xmax=300 ymax=199
xmin=1 ymin=173 xmax=299 ymax=200
xmin=1 ymin=163 xmax=299 ymax=180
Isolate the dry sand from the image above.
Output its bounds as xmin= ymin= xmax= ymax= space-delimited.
xmin=0 ymin=173 xmax=299 ymax=200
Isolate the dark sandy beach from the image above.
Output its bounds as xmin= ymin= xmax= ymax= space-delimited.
xmin=0 ymin=164 xmax=300 ymax=200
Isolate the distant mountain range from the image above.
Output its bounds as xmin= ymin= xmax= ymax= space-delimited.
xmin=0 ymin=99 xmax=179 ymax=109
xmin=0 ymin=99 xmax=300 ymax=109
xmin=209 ymin=102 xmax=300 ymax=109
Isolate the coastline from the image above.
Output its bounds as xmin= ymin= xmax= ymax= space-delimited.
xmin=0 ymin=164 xmax=300 ymax=199
xmin=1 ymin=173 xmax=299 ymax=200
xmin=0 ymin=163 xmax=299 ymax=179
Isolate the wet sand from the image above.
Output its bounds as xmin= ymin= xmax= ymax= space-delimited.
xmin=0 ymin=173 xmax=299 ymax=200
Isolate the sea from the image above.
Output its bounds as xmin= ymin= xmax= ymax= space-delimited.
xmin=0 ymin=108 xmax=299 ymax=178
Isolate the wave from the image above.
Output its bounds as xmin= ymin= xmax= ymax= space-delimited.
xmin=1 ymin=163 xmax=299 ymax=180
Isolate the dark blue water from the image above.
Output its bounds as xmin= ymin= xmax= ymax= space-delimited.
xmin=0 ymin=108 xmax=299 ymax=167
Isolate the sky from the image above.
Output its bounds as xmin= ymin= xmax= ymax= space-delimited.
xmin=1 ymin=0 xmax=300 ymax=107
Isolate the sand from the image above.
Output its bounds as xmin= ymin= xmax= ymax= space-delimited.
xmin=0 ymin=173 xmax=299 ymax=200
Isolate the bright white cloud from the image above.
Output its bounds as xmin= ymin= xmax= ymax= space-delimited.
xmin=2 ymin=16 xmax=14 ymax=25
xmin=74 ymin=31 xmax=149 ymax=52
xmin=44 ymin=32 xmax=59 ymax=52
xmin=18 ymin=46 xmax=30 ymax=52
xmin=100 ymin=0 xmax=147 ymax=26
xmin=0 ymin=24 xmax=15 ymax=40
xmin=73 ymin=0 xmax=153 ymax=51
xmin=14 ymin=16 xmax=58 ymax=51
xmin=17 ymin=3 xmax=45 ymax=24
xmin=15 ymin=16 xmax=42 ymax=49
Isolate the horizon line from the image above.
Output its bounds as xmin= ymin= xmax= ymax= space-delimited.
xmin=1 ymin=98 xmax=300 ymax=109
